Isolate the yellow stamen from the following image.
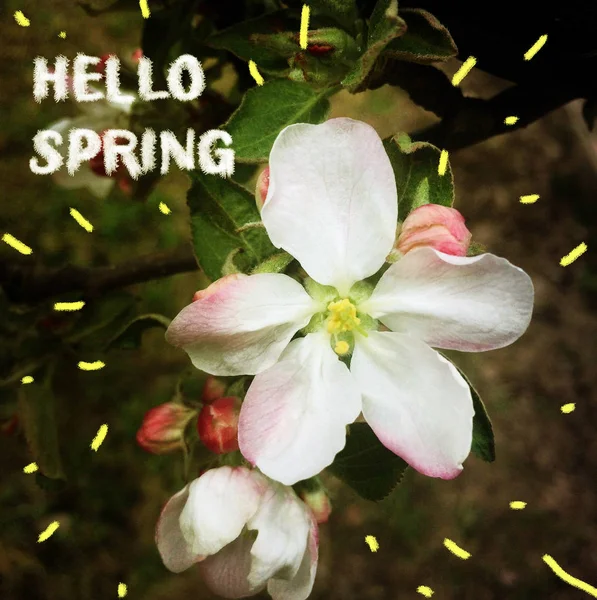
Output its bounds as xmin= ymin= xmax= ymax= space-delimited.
xmin=334 ymin=340 xmax=350 ymax=355
xmin=326 ymin=298 xmax=361 ymax=334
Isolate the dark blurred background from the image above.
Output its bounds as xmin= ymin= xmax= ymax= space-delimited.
xmin=1 ymin=1 xmax=597 ymax=599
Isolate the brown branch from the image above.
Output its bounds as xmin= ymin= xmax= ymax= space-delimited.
xmin=0 ymin=246 xmax=199 ymax=304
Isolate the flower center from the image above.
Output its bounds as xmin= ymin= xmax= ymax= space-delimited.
xmin=326 ymin=298 xmax=360 ymax=334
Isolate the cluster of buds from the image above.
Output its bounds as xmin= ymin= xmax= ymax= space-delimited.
xmin=136 ymin=375 xmax=241 ymax=455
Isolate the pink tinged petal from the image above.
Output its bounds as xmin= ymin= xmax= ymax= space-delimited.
xmin=178 ymin=467 xmax=266 ymax=557
xmin=261 ymin=118 xmax=398 ymax=295
xmin=268 ymin=513 xmax=319 ymax=600
xmin=351 ymin=331 xmax=474 ymax=479
xmin=155 ymin=485 xmax=204 ymax=573
xmin=397 ymin=204 xmax=471 ymax=257
xmin=361 ymin=247 xmax=534 ymax=352
xmin=165 ymin=273 xmax=319 ymax=376
xmin=238 ymin=333 xmax=362 ymax=485
xmin=199 ymin=534 xmax=264 ymax=599
xmin=247 ymin=485 xmax=312 ymax=590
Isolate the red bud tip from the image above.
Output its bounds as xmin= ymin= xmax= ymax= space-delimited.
xmin=197 ymin=396 xmax=241 ymax=454
xmin=136 ymin=402 xmax=196 ymax=454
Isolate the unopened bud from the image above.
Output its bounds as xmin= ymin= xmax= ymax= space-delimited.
xmin=131 ymin=48 xmax=143 ymax=63
xmin=397 ymin=204 xmax=472 ymax=256
xmin=255 ymin=166 xmax=270 ymax=211
xmin=201 ymin=375 xmax=227 ymax=404
xmin=300 ymin=488 xmax=332 ymax=524
xmin=136 ymin=402 xmax=196 ymax=454
xmin=197 ymin=396 xmax=241 ymax=454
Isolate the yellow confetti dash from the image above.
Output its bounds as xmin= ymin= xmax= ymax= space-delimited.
xmin=59 ymin=31 xmax=66 ymax=38
xmin=38 ymin=521 xmax=60 ymax=543
xmin=139 ymin=0 xmax=151 ymax=19
xmin=365 ymin=535 xmax=379 ymax=552
xmin=54 ymin=300 xmax=85 ymax=312
xmin=78 ymin=360 xmax=105 ymax=371
xmin=70 ymin=207 xmax=94 ymax=232
xmin=159 ymin=202 xmax=171 ymax=215
xmin=118 ymin=582 xmax=128 ymax=598
xmin=23 ymin=462 xmax=39 ymax=474
xmin=561 ymin=403 xmax=576 ymax=414
xmin=504 ymin=116 xmax=519 ymax=125
xmin=14 ymin=10 xmax=30 ymax=27
xmin=510 ymin=501 xmax=527 ymax=510
xmin=248 ymin=60 xmax=264 ymax=86
xmin=524 ymin=34 xmax=548 ymax=61
xmin=443 ymin=538 xmax=471 ymax=560
xmin=438 ymin=149 xmax=449 ymax=176
xmin=300 ymin=4 xmax=310 ymax=50
xmin=21 ymin=375 xmax=34 ymax=384
xmin=2 ymin=233 xmax=32 ymax=255
xmin=520 ymin=194 xmax=540 ymax=204
xmin=543 ymin=554 xmax=597 ymax=598
xmin=560 ymin=242 xmax=587 ymax=266
xmin=451 ymin=56 xmax=476 ymax=86
xmin=91 ymin=424 xmax=109 ymax=451
xmin=417 ymin=586 xmax=434 ymax=598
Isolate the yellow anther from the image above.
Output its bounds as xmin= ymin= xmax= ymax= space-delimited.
xmin=334 ymin=340 xmax=350 ymax=355
xmin=326 ymin=298 xmax=361 ymax=334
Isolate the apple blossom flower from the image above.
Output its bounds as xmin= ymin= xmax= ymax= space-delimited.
xmin=197 ymin=396 xmax=241 ymax=453
xmin=397 ymin=203 xmax=472 ymax=256
xmin=165 ymin=118 xmax=534 ymax=486
xmin=136 ymin=401 xmax=196 ymax=454
xmin=47 ymin=90 xmax=134 ymax=198
xmin=155 ymin=466 xmax=318 ymax=600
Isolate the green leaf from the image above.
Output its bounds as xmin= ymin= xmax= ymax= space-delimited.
xmin=187 ymin=173 xmax=277 ymax=281
xmin=225 ymin=80 xmax=331 ymax=163
xmin=107 ymin=314 xmax=171 ymax=350
xmin=383 ymin=133 xmax=454 ymax=219
xmin=206 ymin=11 xmax=296 ymax=75
xmin=18 ymin=370 xmax=64 ymax=479
xmin=302 ymin=0 xmax=359 ymax=31
xmin=342 ymin=0 xmax=406 ymax=92
xmin=327 ymin=422 xmax=408 ymax=501
xmin=385 ymin=9 xmax=457 ymax=64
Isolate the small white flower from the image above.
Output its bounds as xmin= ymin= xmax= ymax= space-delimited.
xmin=155 ymin=466 xmax=318 ymax=600
xmin=166 ymin=118 xmax=534 ymax=486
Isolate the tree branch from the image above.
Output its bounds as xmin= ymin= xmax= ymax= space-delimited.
xmin=0 ymin=246 xmax=199 ymax=304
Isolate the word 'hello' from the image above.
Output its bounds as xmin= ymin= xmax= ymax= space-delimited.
xmin=30 ymin=54 xmax=234 ymax=178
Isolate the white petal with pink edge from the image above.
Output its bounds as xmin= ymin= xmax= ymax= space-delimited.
xmin=247 ymin=484 xmax=312 ymax=590
xmin=351 ymin=331 xmax=474 ymax=479
xmin=238 ymin=332 xmax=362 ymax=485
xmin=154 ymin=484 xmax=203 ymax=573
xmin=267 ymin=514 xmax=319 ymax=600
xmin=178 ymin=467 xmax=265 ymax=557
xmin=165 ymin=273 xmax=321 ymax=376
xmin=261 ymin=118 xmax=397 ymax=295
xmin=361 ymin=247 xmax=534 ymax=352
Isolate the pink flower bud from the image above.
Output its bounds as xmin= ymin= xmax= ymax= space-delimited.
xmin=201 ymin=375 xmax=227 ymax=405
xmin=96 ymin=53 xmax=114 ymax=76
xmin=197 ymin=396 xmax=241 ymax=454
xmin=300 ymin=488 xmax=332 ymax=524
xmin=131 ymin=48 xmax=143 ymax=63
xmin=136 ymin=402 xmax=196 ymax=454
xmin=397 ymin=204 xmax=472 ymax=256
xmin=255 ymin=166 xmax=270 ymax=211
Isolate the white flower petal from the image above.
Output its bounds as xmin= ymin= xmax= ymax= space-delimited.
xmin=155 ymin=485 xmax=203 ymax=573
xmin=238 ymin=332 xmax=362 ymax=485
xmin=262 ymin=118 xmax=398 ymax=295
xmin=178 ymin=467 xmax=266 ymax=557
xmin=199 ymin=534 xmax=263 ymax=599
xmin=351 ymin=332 xmax=474 ymax=479
xmin=165 ymin=274 xmax=320 ymax=376
xmin=361 ymin=248 xmax=534 ymax=352
xmin=247 ymin=484 xmax=311 ymax=590
xmin=268 ymin=513 xmax=319 ymax=600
